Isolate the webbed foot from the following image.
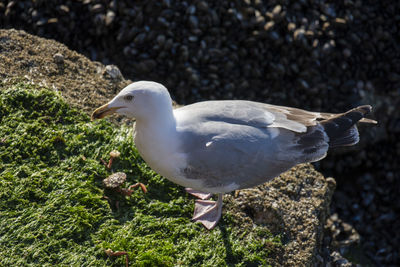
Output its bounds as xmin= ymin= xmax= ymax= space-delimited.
xmin=191 ymin=193 xmax=223 ymax=230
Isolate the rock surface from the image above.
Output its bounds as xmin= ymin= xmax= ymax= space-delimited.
xmin=226 ymin=165 xmax=336 ymax=266
xmin=0 ymin=28 xmax=335 ymax=266
xmin=0 ymin=29 xmax=130 ymax=115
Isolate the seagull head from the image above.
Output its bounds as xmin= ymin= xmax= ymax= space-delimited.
xmin=91 ymin=81 xmax=173 ymax=121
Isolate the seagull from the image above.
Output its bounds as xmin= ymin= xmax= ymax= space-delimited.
xmin=91 ymin=81 xmax=376 ymax=229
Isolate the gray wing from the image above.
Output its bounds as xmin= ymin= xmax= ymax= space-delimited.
xmin=176 ymin=100 xmax=322 ymax=133
xmin=174 ymin=101 xmax=329 ymax=193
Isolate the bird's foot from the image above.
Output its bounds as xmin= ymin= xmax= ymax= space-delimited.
xmin=192 ymin=194 xmax=223 ymax=230
xmin=185 ymin=188 xmax=212 ymax=200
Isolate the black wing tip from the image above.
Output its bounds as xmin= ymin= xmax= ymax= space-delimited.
xmin=355 ymin=105 xmax=377 ymax=124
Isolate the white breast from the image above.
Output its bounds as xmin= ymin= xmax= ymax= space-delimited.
xmin=133 ymin=123 xmax=205 ymax=190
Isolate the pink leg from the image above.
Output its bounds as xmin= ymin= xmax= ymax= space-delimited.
xmin=185 ymin=188 xmax=212 ymax=200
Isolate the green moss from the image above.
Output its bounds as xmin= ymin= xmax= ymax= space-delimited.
xmin=0 ymin=83 xmax=281 ymax=266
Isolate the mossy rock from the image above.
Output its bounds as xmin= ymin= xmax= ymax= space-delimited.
xmin=0 ymin=83 xmax=282 ymax=266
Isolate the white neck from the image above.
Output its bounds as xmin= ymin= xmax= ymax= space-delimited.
xmin=134 ymin=97 xmax=176 ymax=138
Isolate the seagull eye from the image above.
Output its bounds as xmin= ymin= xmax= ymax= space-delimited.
xmin=124 ymin=95 xmax=134 ymax=101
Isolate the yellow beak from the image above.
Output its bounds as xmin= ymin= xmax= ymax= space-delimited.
xmin=91 ymin=104 xmax=123 ymax=121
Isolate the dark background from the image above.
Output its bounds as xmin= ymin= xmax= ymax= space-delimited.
xmin=1 ymin=0 xmax=399 ymax=265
